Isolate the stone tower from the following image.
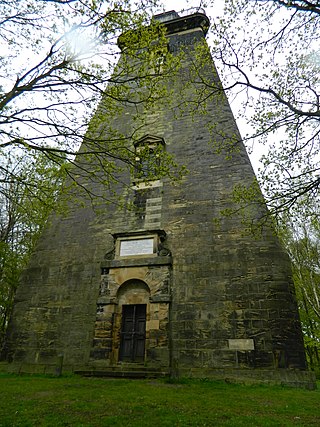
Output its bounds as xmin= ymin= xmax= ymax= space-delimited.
xmin=3 ymin=9 xmax=315 ymax=387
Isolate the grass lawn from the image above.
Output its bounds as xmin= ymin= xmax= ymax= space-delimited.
xmin=0 ymin=374 xmax=319 ymax=426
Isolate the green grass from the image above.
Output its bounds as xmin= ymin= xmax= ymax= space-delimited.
xmin=0 ymin=374 xmax=319 ymax=426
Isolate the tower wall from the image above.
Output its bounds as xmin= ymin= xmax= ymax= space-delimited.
xmin=3 ymin=11 xmax=314 ymax=387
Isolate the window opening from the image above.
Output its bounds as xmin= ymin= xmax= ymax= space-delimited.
xmin=133 ymin=135 xmax=165 ymax=182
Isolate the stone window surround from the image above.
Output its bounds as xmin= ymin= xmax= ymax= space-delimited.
xmin=133 ymin=134 xmax=166 ymax=183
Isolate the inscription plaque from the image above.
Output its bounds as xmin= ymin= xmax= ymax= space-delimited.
xmin=120 ymin=238 xmax=154 ymax=256
xmin=228 ymin=339 xmax=255 ymax=351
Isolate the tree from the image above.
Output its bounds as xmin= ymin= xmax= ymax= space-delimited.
xmin=0 ymin=153 xmax=63 ymax=349
xmin=0 ymin=0 xmax=182 ymax=205
xmin=279 ymin=210 xmax=320 ymax=373
xmin=205 ymin=0 xmax=320 ymax=218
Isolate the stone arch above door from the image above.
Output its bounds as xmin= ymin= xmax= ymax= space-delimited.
xmin=91 ymin=262 xmax=171 ymax=369
xmin=117 ymin=279 xmax=150 ymax=306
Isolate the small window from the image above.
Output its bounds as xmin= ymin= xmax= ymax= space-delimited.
xmin=149 ymin=42 xmax=169 ymax=74
xmin=135 ymin=145 xmax=162 ymax=179
xmin=152 ymin=46 xmax=168 ymax=72
xmin=133 ymin=135 xmax=165 ymax=182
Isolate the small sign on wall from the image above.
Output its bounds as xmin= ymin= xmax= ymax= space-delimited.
xmin=119 ymin=238 xmax=154 ymax=257
xmin=228 ymin=339 xmax=255 ymax=351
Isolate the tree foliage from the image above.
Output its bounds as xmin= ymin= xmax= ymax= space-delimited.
xmin=207 ymin=0 xmax=320 ymax=217
xmin=0 ymin=0 xmax=183 ymax=205
xmin=279 ymin=210 xmax=320 ymax=372
xmin=0 ymin=153 xmax=63 ymax=349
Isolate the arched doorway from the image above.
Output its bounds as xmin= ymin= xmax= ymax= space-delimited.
xmin=116 ymin=280 xmax=150 ymax=363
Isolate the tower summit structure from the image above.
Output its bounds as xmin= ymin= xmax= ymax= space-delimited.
xmin=3 ymin=9 xmax=315 ymax=387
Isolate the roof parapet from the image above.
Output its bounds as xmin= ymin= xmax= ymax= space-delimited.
xmin=153 ymin=8 xmax=210 ymax=36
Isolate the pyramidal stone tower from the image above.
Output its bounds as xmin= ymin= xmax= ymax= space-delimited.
xmin=3 ymin=10 xmax=315 ymax=387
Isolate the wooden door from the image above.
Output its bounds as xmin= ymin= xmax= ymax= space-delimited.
xmin=119 ymin=304 xmax=146 ymax=362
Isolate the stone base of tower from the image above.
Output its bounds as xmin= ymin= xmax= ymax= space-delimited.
xmin=173 ymin=367 xmax=316 ymax=390
xmin=1 ymin=360 xmax=316 ymax=389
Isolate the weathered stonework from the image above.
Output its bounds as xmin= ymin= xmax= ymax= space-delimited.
xmin=90 ymin=251 xmax=172 ymax=368
xmin=2 ymin=10 xmax=315 ymax=388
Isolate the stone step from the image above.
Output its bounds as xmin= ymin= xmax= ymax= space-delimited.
xmin=75 ymin=368 xmax=169 ymax=379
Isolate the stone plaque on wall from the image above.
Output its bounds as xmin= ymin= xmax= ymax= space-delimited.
xmin=120 ymin=238 xmax=154 ymax=256
xmin=228 ymin=339 xmax=255 ymax=350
